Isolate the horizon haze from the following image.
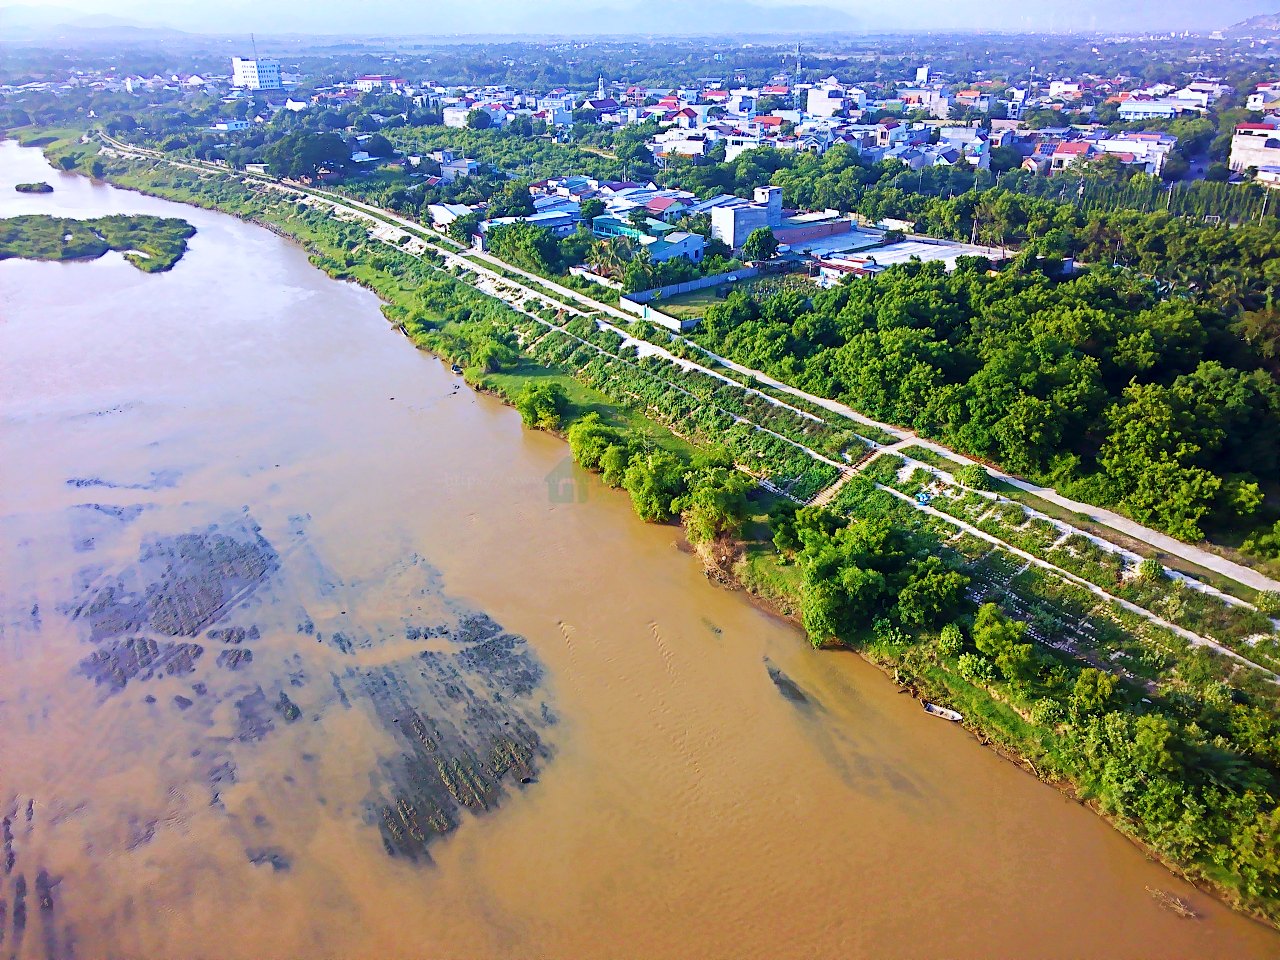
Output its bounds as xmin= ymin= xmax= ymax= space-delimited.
xmin=3 ymin=0 xmax=1280 ymax=36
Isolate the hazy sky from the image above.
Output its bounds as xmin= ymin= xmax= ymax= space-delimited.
xmin=14 ymin=0 xmax=1280 ymax=34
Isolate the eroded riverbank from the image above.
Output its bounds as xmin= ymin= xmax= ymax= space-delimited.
xmin=4 ymin=138 xmax=1280 ymax=958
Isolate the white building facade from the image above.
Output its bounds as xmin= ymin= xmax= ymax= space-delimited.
xmin=231 ymin=57 xmax=282 ymax=91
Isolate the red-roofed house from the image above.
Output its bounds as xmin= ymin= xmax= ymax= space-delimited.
xmin=1051 ymin=140 xmax=1094 ymax=173
xmin=673 ymin=106 xmax=702 ymax=129
xmin=646 ymin=196 xmax=691 ymax=220
xmin=876 ymin=120 xmax=907 ymax=148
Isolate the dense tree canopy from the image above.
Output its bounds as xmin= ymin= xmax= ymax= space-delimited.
xmin=698 ymin=258 xmax=1280 ymax=542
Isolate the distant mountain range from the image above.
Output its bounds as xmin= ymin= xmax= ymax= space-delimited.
xmin=0 ymin=0 xmax=855 ymax=38
xmin=513 ymin=0 xmax=861 ymax=35
xmin=1227 ymin=10 xmax=1280 ymax=33
xmin=6 ymin=0 xmax=1280 ymax=39
xmin=0 ymin=4 xmax=185 ymax=38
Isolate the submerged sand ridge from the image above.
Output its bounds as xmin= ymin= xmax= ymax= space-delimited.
xmin=4 ymin=502 xmax=555 ymax=956
xmin=66 ymin=508 xmax=552 ymax=851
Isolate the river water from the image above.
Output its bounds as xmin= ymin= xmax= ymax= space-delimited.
xmin=2 ymin=139 xmax=1278 ymax=959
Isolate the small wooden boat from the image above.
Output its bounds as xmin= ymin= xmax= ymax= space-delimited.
xmin=923 ymin=702 xmax=963 ymax=722
xmin=450 ymin=363 xmax=463 ymax=374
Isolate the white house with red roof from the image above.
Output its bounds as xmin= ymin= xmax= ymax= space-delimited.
xmin=1248 ymin=81 xmax=1280 ymax=113
xmin=1050 ymin=140 xmax=1094 ymax=173
xmin=645 ymin=195 xmax=691 ymax=221
xmin=1231 ymin=116 xmax=1280 ymax=173
xmin=875 ymin=120 xmax=908 ymax=148
xmin=354 ymin=75 xmax=406 ymax=93
xmin=1087 ymin=131 xmax=1177 ymax=176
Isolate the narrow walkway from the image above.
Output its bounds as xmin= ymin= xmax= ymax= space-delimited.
xmin=809 ymin=469 xmax=857 ymax=507
xmin=873 ymin=483 xmax=1279 ymax=683
xmin=684 ymin=344 xmax=1280 ymax=595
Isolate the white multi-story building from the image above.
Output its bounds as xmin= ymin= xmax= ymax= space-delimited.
xmin=231 ymin=57 xmax=282 ymax=91
xmin=806 ymin=82 xmax=848 ymax=118
xmin=1118 ymin=97 xmax=1188 ymax=121
xmin=1088 ymin=131 xmax=1177 ymax=177
xmin=1231 ymin=119 xmax=1280 ymax=173
xmin=710 ymin=187 xmax=782 ymax=250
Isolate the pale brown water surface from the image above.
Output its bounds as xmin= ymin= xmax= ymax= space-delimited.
xmin=2 ymin=139 xmax=1279 ymax=959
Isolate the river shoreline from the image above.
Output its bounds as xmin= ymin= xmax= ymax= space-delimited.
xmin=7 ymin=131 xmax=1279 ymax=933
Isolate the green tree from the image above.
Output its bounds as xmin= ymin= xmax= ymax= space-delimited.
xmin=972 ymin=603 xmax=1035 ymax=686
xmin=937 ymin=622 xmax=965 ymax=656
xmin=599 ymin=444 xmax=632 ymax=487
xmin=895 ymin=556 xmax=970 ymax=626
xmin=448 ymin=211 xmax=482 ymax=245
xmin=622 ymin=450 xmax=687 ymax=522
xmin=484 ymin=221 xmax=565 ymax=275
xmin=1070 ymin=667 xmax=1117 ymax=718
xmin=568 ymin=413 xmax=627 ymax=470
xmin=514 ymin=381 xmax=566 ymax=430
xmin=488 ymin=180 xmax=536 ymax=219
xmin=364 ymin=133 xmax=395 ymax=157
xmin=741 ymin=227 xmax=779 ymax=262
xmin=674 ymin=467 xmax=754 ymax=543
xmin=467 ymin=109 xmax=493 ymax=130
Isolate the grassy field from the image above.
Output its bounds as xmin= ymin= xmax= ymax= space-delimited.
xmin=658 ymin=273 xmax=814 ymax=320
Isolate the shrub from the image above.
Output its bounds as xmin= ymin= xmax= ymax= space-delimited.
xmin=1257 ymin=591 xmax=1280 ymax=617
xmin=1030 ymin=698 xmax=1066 ymax=726
xmin=514 ymin=381 xmax=566 ymax=430
xmin=957 ymin=652 xmax=996 ymax=685
xmin=955 ymin=463 xmax=991 ymax=490
xmin=1137 ymin=557 xmax=1166 ymax=583
xmin=937 ymin=622 xmax=965 ymax=656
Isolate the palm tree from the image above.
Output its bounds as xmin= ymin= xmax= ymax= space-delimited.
xmin=589 ymin=238 xmax=632 ymax=280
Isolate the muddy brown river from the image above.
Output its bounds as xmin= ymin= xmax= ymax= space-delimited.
xmin=2 ymin=139 xmax=1279 ymax=959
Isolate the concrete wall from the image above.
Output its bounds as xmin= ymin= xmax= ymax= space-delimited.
xmin=1231 ymin=131 xmax=1280 ymax=172
xmin=711 ymin=205 xmax=769 ymax=249
xmin=625 ymin=267 xmax=760 ymax=304
xmin=616 ymin=297 xmax=697 ymax=332
xmin=568 ymin=265 xmax=624 ymax=290
xmin=774 ymin=219 xmax=851 ymax=246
